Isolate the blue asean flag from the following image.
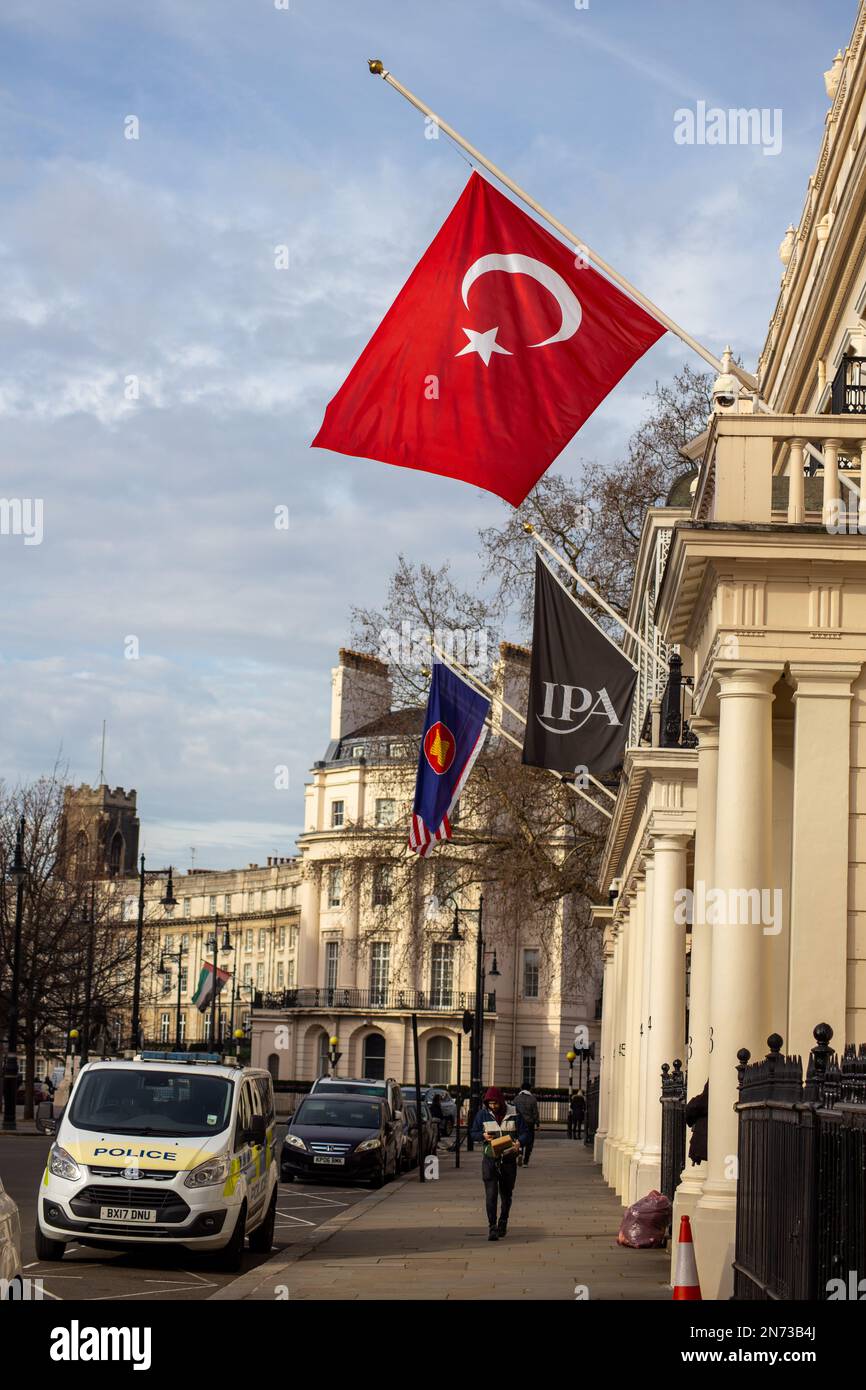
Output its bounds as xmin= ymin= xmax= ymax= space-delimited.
xmin=409 ymin=663 xmax=490 ymax=857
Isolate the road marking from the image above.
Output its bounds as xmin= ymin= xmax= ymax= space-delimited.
xmin=91 ymin=1284 xmax=217 ymax=1301
xmin=275 ymin=1213 xmax=317 ymax=1227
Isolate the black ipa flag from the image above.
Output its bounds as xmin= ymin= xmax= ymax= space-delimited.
xmin=522 ymin=556 xmax=637 ymax=777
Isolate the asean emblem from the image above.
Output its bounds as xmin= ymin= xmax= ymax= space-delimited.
xmin=424 ymin=721 xmax=456 ymax=775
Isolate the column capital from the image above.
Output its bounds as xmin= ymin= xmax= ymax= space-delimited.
xmin=647 ymin=830 xmax=691 ymax=854
xmin=788 ymin=662 xmax=862 ymax=698
xmin=714 ymin=665 xmax=780 ymax=700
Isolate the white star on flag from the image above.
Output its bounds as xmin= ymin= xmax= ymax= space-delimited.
xmin=455 ymin=325 xmax=512 ymax=366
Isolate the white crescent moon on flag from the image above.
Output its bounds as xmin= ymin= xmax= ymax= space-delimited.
xmin=460 ymin=253 xmax=583 ymax=347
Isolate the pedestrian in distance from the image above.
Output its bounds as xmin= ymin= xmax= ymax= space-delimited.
xmin=470 ymin=1086 xmax=526 ymax=1241
xmin=429 ymin=1090 xmax=444 ymax=1146
xmin=685 ymin=1080 xmax=708 ymax=1164
xmin=570 ymin=1089 xmax=586 ymax=1140
xmin=513 ymin=1082 xmax=540 ymax=1166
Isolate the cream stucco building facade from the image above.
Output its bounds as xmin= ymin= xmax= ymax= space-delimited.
xmin=251 ymin=648 xmax=601 ymax=1091
xmin=593 ymin=4 xmax=866 ymax=1301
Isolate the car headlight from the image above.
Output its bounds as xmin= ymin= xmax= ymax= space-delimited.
xmin=284 ymin=1133 xmax=307 ymax=1151
xmin=183 ymin=1154 xmax=230 ymax=1189
xmin=356 ymin=1138 xmax=381 ymax=1152
xmin=48 ymin=1146 xmax=81 ymax=1182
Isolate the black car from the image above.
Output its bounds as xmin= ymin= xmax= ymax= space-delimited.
xmin=401 ymin=1098 xmax=439 ymax=1170
xmin=281 ymin=1092 xmax=400 ymax=1189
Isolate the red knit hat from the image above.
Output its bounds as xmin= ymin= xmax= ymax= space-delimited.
xmin=483 ymin=1086 xmax=507 ymax=1115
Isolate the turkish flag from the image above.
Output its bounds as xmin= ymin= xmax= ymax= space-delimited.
xmin=312 ymin=172 xmax=665 ymax=507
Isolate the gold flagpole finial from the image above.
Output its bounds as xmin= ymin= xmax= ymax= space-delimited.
xmin=522 ymin=521 xmax=535 ymax=535
xmin=368 ymin=58 xmax=385 ymax=76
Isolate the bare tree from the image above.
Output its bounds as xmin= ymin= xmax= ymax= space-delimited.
xmin=0 ymin=772 xmax=139 ymax=1116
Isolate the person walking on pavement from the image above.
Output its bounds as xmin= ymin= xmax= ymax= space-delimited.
xmin=685 ymin=1080 xmax=708 ymax=1164
xmin=570 ymin=1089 xmax=586 ymax=1140
xmin=470 ymin=1086 xmax=526 ymax=1241
xmin=513 ymin=1083 xmax=540 ymax=1166
xmin=429 ymin=1090 xmax=444 ymax=1146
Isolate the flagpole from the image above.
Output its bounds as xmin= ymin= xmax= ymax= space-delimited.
xmin=428 ymin=647 xmax=617 ymax=811
xmin=523 ymin=524 xmax=667 ymax=678
xmin=485 ymin=710 xmax=613 ymax=821
xmin=367 ymin=60 xmax=759 ymax=394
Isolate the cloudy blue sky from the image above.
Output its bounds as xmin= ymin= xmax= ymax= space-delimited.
xmin=0 ymin=0 xmax=855 ymax=867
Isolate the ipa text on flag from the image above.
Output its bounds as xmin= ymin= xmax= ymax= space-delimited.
xmin=522 ymin=556 xmax=637 ymax=778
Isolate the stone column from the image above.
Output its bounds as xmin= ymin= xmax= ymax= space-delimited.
xmin=787 ymin=438 xmax=805 ymax=524
xmin=787 ymin=664 xmax=860 ymax=1058
xmin=616 ymin=891 xmax=639 ymax=1198
xmin=635 ymin=832 xmax=689 ymax=1195
xmin=628 ymin=872 xmax=652 ymax=1203
xmin=670 ymin=718 xmax=718 ymax=1280
xmin=601 ymin=918 xmax=624 ymax=1184
xmin=594 ymin=927 xmax=616 ymax=1165
xmin=693 ymin=667 xmax=776 ymax=1300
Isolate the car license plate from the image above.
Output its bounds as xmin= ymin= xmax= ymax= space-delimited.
xmin=99 ymin=1207 xmax=158 ymax=1223
xmin=313 ymin=1156 xmax=344 ymax=1166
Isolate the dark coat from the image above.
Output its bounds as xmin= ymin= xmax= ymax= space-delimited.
xmin=685 ymin=1081 xmax=709 ymax=1164
xmin=570 ymin=1093 xmax=586 ymax=1119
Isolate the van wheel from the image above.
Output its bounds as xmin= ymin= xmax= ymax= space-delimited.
xmin=248 ymin=1189 xmax=277 ymax=1253
xmin=443 ymin=1118 xmax=454 ymax=1137
xmin=213 ymin=1203 xmax=246 ymax=1272
xmin=370 ymin=1162 xmax=385 ymax=1190
xmin=35 ymin=1225 xmax=66 ymax=1262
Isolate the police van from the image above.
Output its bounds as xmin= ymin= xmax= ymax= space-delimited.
xmin=35 ymin=1053 xmax=278 ymax=1271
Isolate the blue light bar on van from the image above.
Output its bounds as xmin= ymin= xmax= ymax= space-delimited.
xmin=138 ymin=1051 xmax=223 ymax=1064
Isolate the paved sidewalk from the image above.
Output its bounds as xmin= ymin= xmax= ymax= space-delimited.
xmin=220 ymin=1135 xmax=671 ymax=1301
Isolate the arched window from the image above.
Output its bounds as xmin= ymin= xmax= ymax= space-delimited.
xmin=108 ymin=831 xmax=124 ymax=877
xmin=267 ymin=1052 xmax=280 ymax=1082
xmin=363 ymin=1033 xmax=386 ymax=1080
xmin=426 ymin=1036 xmax=453 ymax=1086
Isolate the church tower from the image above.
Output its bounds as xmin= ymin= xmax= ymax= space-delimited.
xmin=59 ymin=784 xmax=140 ymax=879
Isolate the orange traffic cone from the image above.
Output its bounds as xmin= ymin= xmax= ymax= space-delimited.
xmin=672 ymin=1215 xmax=702 ymax=1300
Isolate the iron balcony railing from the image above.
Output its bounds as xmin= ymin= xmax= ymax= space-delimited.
xmin=259 ymin=986 xmax=496 ymax=1013
xmin=831 ymin=354 xmax=866 ymax=414
xmin=637 ymin=652 xmax=698 ymax=750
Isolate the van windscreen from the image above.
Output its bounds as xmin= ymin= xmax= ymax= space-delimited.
xmin=69 ymin=1069 xmax=233 ymax=1137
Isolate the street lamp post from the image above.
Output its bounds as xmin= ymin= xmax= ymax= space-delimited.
xmin=207 ymin=920 xmax=233 ymax=1052
xmin=444 ymin=895 xmax=498 ymax=1151
xmin=158 ymin=942 xmax=187 ymax=1050
xmin=130 ymin=859 xmax=176 ymax=1052
xmin=81 ymin=884 xmax=97 ymax=1064
xmin=2 ymin=817 xmax=28 ymax=1131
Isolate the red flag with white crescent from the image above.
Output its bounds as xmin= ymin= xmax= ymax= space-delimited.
xmin=312 ymin=172 xmax=665 ymax=507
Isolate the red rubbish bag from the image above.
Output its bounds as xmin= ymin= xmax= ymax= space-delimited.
xmin=616 ymin=1190 xmax=672 ymax=1248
